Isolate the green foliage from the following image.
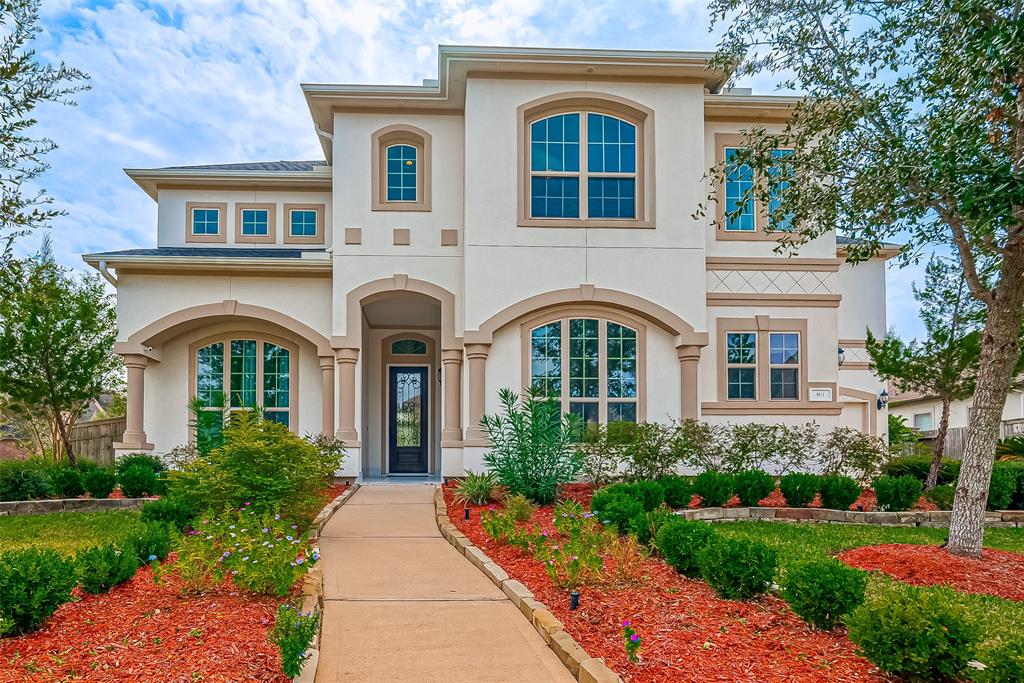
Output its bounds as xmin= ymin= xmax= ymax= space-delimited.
xmin=0 ymin=459 xmax=50 ymax=501
xmin=620 ymin=422 xmax=682 ymax=481
xmin=0 ymin=547 xmax=77 ymax=635
xmin=48 ymin=465 xmax=83 ymax=498
xmin=779 ymin=473 xmax=819 ymax=507
xmin=480 ymin=508 xmax=517 ymax=543
xmin=126 ymin=521 xmax=174 ymax=564
xmin=882 ymin=455 xmax=961 ymax=485
xmin=552 ymin=499 xmax=588 ymax=537
xmin=888 ymin=414 xmax=919 ymax=450
xmin=993 ymin=461 xmax=1024 ymax=509
xmin=733 ymin=469 xmax=775 ymax=506
xmin=780 ymin=559 xmax=866 ymax=629
xmin=118 ymin=463 xmax=159 ymax=498
xmin=480 ymin=387 xmax=583 ymax=504
xmin=589 ymin=488 xmax=645 ymax=536
xmin=655 ymin=519 xmax=716 ymax=578
xmin=873 ymin=476 xmax=924 ymax=512
xmin=0 ymin=510 xmax=154 ymax=555
xmin=81 ymin=467 xmax=116 ymax=498
xmin=657 ymin=475 xmax=693 ymax=509
xmin=75 ymin=542 xmax=139 ymax=594
xmin=622 ymin=621 xmax=641 ymax=663
xmin=576 ymin=423 xmax=624 ymax=487
xmin=633 ymin=507 xmax=675 ymax=547
xmin=818 ymin=475 xmax=861 ymax=511
xmin=988 ymin=466 xmax=1016 ymax=510
xmin=271 ymin=603 xmax=320 ymax=678
xmin=925 ymin=484 xmax=956 ymax=510
xmin=693 ymin=471 xmax=734 ymax=507
xmin=819 ymin=427 xmax=890 ymax=483
xmin=535 ymin=512 xmax=604 ymax=588
xmin=696 ymin=536 xmax=777 ymax=600
xmin=604 ymin=481 xmax=664 ymax=512
xmin=502 ymin=493 xmax=536 ymax=522
xmin=845 ymin=584 xmax=980 ymax=682
xmin=453 ymin=470 xmax=497 ymax=506
xmin=975 ymin=636 xmax=1024 ymax=683
xmin=997 ymin=436 xmax=1024 ymax=459
xmin=115 ymin=453 xmax=165 ymax=478
xmin=140 ymin=496 xmax=198 ymax=532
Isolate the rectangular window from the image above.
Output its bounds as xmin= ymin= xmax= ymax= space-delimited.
xmin=769 ymin=332 xmax=800 ymax=400
xmin=196 ymin=342 xmax=224 ymax=407
xmin=192 ymin=208 xmax=220 ymax=235
xmin=263 ymin=342 xmax=290 ymax=426
xmin=913 ymin=412 xmax=934 ymax=431
xmin=588 ymin=178 xmax=636 ymax=219
xmin=569 ymin=318 xmax=599 ymax=399
xmin=726 ymin=332 xmax=757 ymax=400
xmin=290 ymin=210 xmax=318 ymax=237
xmin=768 ymin=149 xmax=795 ymax=231
xmin=724 ymin=148 xmax=755 ymax=231
xmin=241 ymin=209 xmax=269 ymax=236
xmin=386 ymin=144 xmax=417 ymax=201
xmin=230 ymin=339 xmax=257 ymax=409
xmin=530 ymin=322 xmax=562 ymax=398
xmin=530 ymin=176 xmax=580 ymax=218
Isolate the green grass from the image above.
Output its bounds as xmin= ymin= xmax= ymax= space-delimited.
xmin=0 ymin=511 xmax=147 ymax=555
xmin=713 ymin=521 xmax=1024 ymax=662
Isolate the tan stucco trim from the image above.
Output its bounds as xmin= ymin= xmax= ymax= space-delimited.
xmin=840 ymin=362 xmax=872 ymax=370
xmin=371 ymin=124 xmax=432 ymax=212
xmin=465 ymin=342 xmax=491 ymax=441
xmin=700 ymin=402 xmax=843 ymax=415
xmin=379 ymin=332 xmax=438 ymax=476
xmin=393 ymin=228 xmax=411 ymax=245
xmin=184 ymin=202 xmax=227 ymax=244
xmin=319 ymin=355 xmax=335 ymax=436
xmin=234 ymin=203 xmax=277 ymax=244
xmin=713 ymin=133 xmax=796 ymax=242
xmin=337 ymin=275 xmax=460 ymax=351
xmin=707 ymin=293 xmax=842 ymax=308
xmin=468 ymin=70 xmax=707 ymax=84
xmin=677 ymin=344 xmax=701 ymax=420
xmin=839 ymin=338 xmax=867 ymax=348
xmin=518 ymin=307 xmax=648 ymax=423
xmin=464 ymin=284 xmax=707 ymax=347
xmin=119 ymin=353 xmax=150 ymax=448
xmin=839 ymin=385 xmax=881 ymax=435
xmin=516 ymin=91 xmax=655 ymax=229
xmin=283 ymin=203 xmax=326 ymax=245
xmin=126 ymin=300 xmax=333 ymax=357
xmin=705 ymin=257 xmax=840 ymax=272
xmin=441 ymin=348 xmax=463 ymax=442
xmin=440 ymin=228 xmax=459 ymax=246
xmin=716 ymin=316 xmax=810 ymax=405
xmin=335 ymin=347 xmax=359 ymax=442
xmin=344 ymin=227 xmax=362 ymax=245
xmin=187 ymin=332 xmax=300 ymax=434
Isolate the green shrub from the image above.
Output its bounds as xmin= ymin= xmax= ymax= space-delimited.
xmin=503 ymin=493 xmax=536 ymax=522
xmin=633 ymin=507 xmax=675 ymax=546
xmin=882 ymin=455 xmax=960 ymax=485
xmin=271 ymin=602 xmax=320 ymax=678
xmin=140 ymin=495 xmax=198 ymax=531
xmin=655 ymin=519 xmax=716 ymax=577
xmin=657 ymin=475 xmax=693 ymax=509
xmin=733 ymin=470 xmax=775 ymax=506
xmin=780 ymin=559 xmax=866 ymax=629
xmin=76 ymin=542 xmax=140 ymax=594
xmin=819 ymin=474 xmax=861 ymax=510
xmin=590 ymin=488 xmax=645 ymax=535
xmin=0 ymin=460 xmax=51 ymax=501
xmin=49 ymin=465 xmax=84 ymax=498
xmin=577 ymin=423 xmax=623 ymax=487
xmin=780 ymin=473 xmax=819 ymax=507
xmin=976 ymin=636 xmax=1024 ymax=683
xmin=845 ymin=584 xmax=980 ymax=682
xmin=620 ymin=422 xmax=682 ymax=481
xmin=994 ymin=460 xmax=1024 ymax=509
xmin=480 ymin=387 xmax=583 ymax=504
xmin=82 ymin=467 xmax=117 ymax=498
xmin=693 ymin=471 xmax=734 ymax=507
xmin=614 ymin=480 xmax=665 ymax=512
xmin=996 ymin=436 xmax=1024 ymax=459
xmin=480 ymin=508 xmax=517 ymax=543
xmin=696 ymin=536 xmax=777 ymax=600
xmin=0 ymin=548 xmax=77 ymax=635
xmin=119 ymin=463 xmax=159 ymax=498
xmin=115 ymin=453 xmax=165 ymax=478
xmin=873 ymin=475 xmax=923 ymax=511
xmin=453 ymin=470 xmax=498 ymax=505
xmin=924 ymin=483 xmax=956 ymax=510
xmin=127 ymin=521 xmax=174 ymax=563
xmin=987 ymin=466 xmax=1016 ymax=510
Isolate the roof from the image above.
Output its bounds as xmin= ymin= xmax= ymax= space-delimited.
xmin=124 ymin=163 xmax=332 ymax=200
xmin=82 ymin=247 xmax=332 ymax=275
xmin=154 ymin=160 xmax=327 ymax=172
xmin=84 ymin=247 xmax=325 ymax=259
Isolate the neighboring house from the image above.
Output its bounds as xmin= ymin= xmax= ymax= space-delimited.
xmin=890 ymin=379 xmax=1024 ymax=437
xmin=83 ymin=46 xmax=894 ymax=480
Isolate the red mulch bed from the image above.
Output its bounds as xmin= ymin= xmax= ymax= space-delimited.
xmin=0 ymin=564 xmax=287 ymax=683
xmin=445 ymin=486 xmax=884 ymax=683
xmin=689 ymin=485 xmax=937 ymax=512
xmin=838 ymin=543 xmax=1024 ymax=602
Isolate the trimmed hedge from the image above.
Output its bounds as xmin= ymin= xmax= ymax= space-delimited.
xmin=657 ymin=475 xmax=693 ymax=509
xmin=881 ymin=455 xmax=960 ymax=485
xmin=590 ymin=488 xmax=645 ymax=535
xmin=0 ymin=548 xmax=77 ymax=635
xmin=819 ymin=475 xmax=861 ymax=511
xmin=873 ymin=475 xmax=923 ymax=511
xmin=696 ymin=536 xmax=777 ymax=600
xmin=82 ymin=468 xmax=117 ymax=499
xmin=734 ymin=470 xmax=775 ymax=507
xmin=780 ymin=473 xmax=819 ymax=508
xmin=693 ymin=471 xmax=734 ymax=507
xmin=655 ymin=519 xmax=715 ymax=577
xmin=780 ymin=559 xmax=866 ymax=629
xmin=76 ymin=542 xmax=139 ymax=594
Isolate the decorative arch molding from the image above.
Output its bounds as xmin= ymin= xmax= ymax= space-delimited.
xmin=117 ymin=300 xmax=332 ymax=360
xmin=370 ymin=123 xmax=432 ymax=212
xmin=463 ymin=284 xmax=708 ymax=348
xmin=335 ymin=274 xmax=460 ymax=351
xmin=839 ymin=385 xmax=882 ymax=436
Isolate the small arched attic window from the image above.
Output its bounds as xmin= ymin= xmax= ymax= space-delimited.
xmin=371 ymin=124 xmax=432 ymax=212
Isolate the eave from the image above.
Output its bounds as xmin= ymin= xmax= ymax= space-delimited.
xmin=82 ymin=253 xmax=332 ymax=277
xmin=124 ymin=168 xmax=333 ymax=201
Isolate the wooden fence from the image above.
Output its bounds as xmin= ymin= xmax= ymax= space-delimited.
xmin=928 ymin=418 xmax=1024 ymax=460
xmin=68 ymin=417 xmax=125 ymax=467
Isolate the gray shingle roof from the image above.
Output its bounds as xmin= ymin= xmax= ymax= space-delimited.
xmin=154 ymin=160 xmax=328 ymax=172
xmin=86 ymin=247 xmax=326 ymax=259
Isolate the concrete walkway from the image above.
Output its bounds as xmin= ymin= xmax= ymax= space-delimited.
xmin=315 ymin=484 xmax=573 ymax=682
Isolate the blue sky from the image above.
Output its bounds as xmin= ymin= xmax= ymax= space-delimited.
xmin=26 ymin=0 xmax=926 ymax=337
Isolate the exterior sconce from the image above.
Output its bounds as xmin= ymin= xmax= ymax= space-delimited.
xmin=838 ymin=347 xmax=846 ymax=367
xmin=877 ymin=389 xmax=889 ymax=411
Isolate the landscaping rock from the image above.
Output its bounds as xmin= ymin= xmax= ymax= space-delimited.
xmin=810 ymin=508 xmax=846 ymax=522
xmin=775 ymin=508 xmax=814 ymax=521
xmin=1001 ymin=510 xmax=1024 ymax=522
xmin=723 ymin=507 xmax=752 ymax=519
xmin=501 ymin=579 xmax=534 ymax=609
xmin=519 ymin=597 xmax=545 ymax=621
xmin=579 ymin=657 xmax=624 ymax=683
xmin=692 ymin=507 xmax=724 ymax=521
xmin=481 ymin=561 xmax=510 ymax=587
xmin=464 ymin=546 xmax=491 ymax=570
xmin=549 ymin=630 xmax=590 ymax=678
xmin=531 ymin=609 xmax=564 ymax=645
xmin=62 ymin=499 xmax=99 ymax=512
xmin=749 ymin=507 xmax=777 ymax=519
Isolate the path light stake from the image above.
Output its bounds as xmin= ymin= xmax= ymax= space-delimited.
xmin=464 ymin=507 xmax=470 ymax=521
xmin=570 ymin=591 xmax=579 ymax=610
xmin=856 ymin=504 xmax=864 ymax=512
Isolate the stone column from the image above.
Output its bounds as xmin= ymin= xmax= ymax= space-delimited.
xmin=677 ymin=344 xmax=701 ymax=420
xmin=441 ymin=349 xmax=463 ymax=443
xmin=119 ymin=353 xmax=152 ymax=447
xmin=464 ymin=343 xmax=491 ymax=440
xmin=319 ymin=355 xmax=335 ymax=437
xmin=336 ymin=348 xmax=359 ymax=442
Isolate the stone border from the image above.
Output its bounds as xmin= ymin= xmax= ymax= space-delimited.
xmin=292 ymin=483 xmax=360 ymax=683
xmin=0 ymin=497 xmax=156 ymax=516
xmin=675 ymin=506 xmax=1024 ymax=528
xmin=433 ymin=489 xmax=623 ymax=683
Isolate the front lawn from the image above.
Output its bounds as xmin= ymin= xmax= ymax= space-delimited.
xmin=0 ymin=510 xmax=147 ymax=554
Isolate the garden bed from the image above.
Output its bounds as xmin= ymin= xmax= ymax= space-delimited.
xmin=838 ymin=543 xmax=1024 ymax=602
xmin=443 ymin=486 xmax=883 ymax=683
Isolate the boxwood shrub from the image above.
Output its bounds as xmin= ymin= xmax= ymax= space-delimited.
xmin=49 ymin=465 xmax=85 ymax=498
xmin=696 ymin=536 xmax=777 ymax=600
xmin=845 ymin=584 xmax=980 ymax=682
xmin=780 ymin=473 xmax=819 ymax=508
xmin=119 ymin=464 xmax=159 ymax=498
xmin=924 ymin=483 xmax=956 ymax=510
xmin=881 ymin=455 xmax=960 ymax=485
xmin=873 ymin=475 xmax=923 ymax=511
xmin=655 ymin=519 xmax=715 ymax=577
xmin=0 ymin=461 xmax=51 ymax=501
xmin=733 ymin=470 xmax=775 ymax=507
xmin=76 ymin=542 xmax=140 ymax=594
xmin=589 ymin=488 xmax=645 ymax=535
xmin=976 ymin=636 xmax=1024 ymax=683
xmin=657 ymin=475 xmax=693 ymax=509
xmin=0 ymin=548 xmax=77 ymax=635
xmin=620 ymin=480 xmax=666 ymax=512
xmin=140 ymin=495 xmax=198 ymax=532
xmin=780 ymin=559 xmax=866 ymax=629
xmin=82 ymin=467 xmax=117 ymax=499
xmin=693 ymin=471 xmax=734 ymax=507
xmin=987 ymin=466 xmax=1016 ymax=510
xmin=819 ymin=475 xmax=861 ymax=511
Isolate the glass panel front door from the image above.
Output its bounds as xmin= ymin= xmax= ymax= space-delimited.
xmin=388 ymin=366 xmax=429 ymax=474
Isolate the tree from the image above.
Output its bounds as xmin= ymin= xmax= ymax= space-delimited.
xmin=867 ymin=255 xmax=992 ymax=488
xmin=702 ymin=0 xmax=1024 ymax=556
xmin=0 ymin=238 xmax=118 ymax=465
xmin=0 ymin=0 xmax=88 ymax=253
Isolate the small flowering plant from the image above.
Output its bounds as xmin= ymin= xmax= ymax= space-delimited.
xmin=622 ymin=620 xmax=641 ymax=663
xmin=161 ymin=506 xmax=316 ymax=596
xmin=270 ymin=602 xmax=320 ymax=677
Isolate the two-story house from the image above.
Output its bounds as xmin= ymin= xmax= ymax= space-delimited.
xmin=84 ymin=46 xmax=893 ymax=480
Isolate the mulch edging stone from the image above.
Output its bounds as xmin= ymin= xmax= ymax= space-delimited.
xmin=432 ymin=488 xmax=624 ymax=683
xmin=676 ymin=505 xmax=1012 ymax=527
xmin=0 ymin=497 xmax=156 ymax=516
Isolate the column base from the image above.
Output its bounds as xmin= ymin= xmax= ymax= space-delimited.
xmin=113 ymin=442 xmax=155 ymax=458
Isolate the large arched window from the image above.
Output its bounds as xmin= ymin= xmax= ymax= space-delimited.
xmin=385 ymin=144 xmax=418 ymax=201
xmin=192 ymin=335 xmax=296 ymax=430
xmin=522 ymin=312 xmax=645 ymax=427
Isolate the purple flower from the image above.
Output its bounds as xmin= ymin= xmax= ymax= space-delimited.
xmin=622 ymin=620 xmax=630 ymax=627
xmin=630 ymin=634 xmax=640 ymax=643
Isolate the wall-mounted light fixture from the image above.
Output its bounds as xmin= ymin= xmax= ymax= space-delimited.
xmin=877 ymin=389 xmax=889 ymax=411
xmin=838 ymin=347 xmax=846 ymax=367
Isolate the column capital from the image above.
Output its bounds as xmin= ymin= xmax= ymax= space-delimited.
xmin=676 ymin=344 xmax=702 ymax=362
xmin=121 ymin=353 xmax=150 ymax=370
xmin=319 ymin=355 xmax=335 ymax=370
xmin=464 ymin=342 xmax=491 ymax=360
xmin=335 ymin=347 xmax=359 ymax=364
xmin=441 ymin=349 xmax=463 ymax=364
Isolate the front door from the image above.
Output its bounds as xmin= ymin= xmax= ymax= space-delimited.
xmin=388 ymin=366 xmax=429 ymax=474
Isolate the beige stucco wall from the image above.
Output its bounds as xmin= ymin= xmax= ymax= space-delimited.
xmin=837 ymin=259 xmax=887 ymax=340
xmin=892 ymin=391 xmax=1024 ymax=431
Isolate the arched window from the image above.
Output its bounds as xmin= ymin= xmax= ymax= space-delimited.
xmin=193 ymin=336 xmax=295 ymax=430
xmin=391 ymin=338 xmax=427 ymax=355
xmin=372 ymin=125 xmax=432 ymax=211
xmin=386 ymin=144 xmax=417 ymax=201
xmin=524 ymin=313 xmax=644 ymax=427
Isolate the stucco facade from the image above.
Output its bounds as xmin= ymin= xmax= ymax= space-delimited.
xmin=85 ymin=46 xmax=893 ymax=480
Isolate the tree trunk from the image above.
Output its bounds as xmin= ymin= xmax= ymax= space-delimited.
xmin=926 ymin=398 xmax=951 ymax=490
xmin=52 ymin=409 xmax=77 ymax=468
xmin=947 ymin=251 xmax=1024 ymax=557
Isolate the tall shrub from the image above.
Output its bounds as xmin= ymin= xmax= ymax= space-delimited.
xmin=620 ymin=422 xmax=682 ymax=481
xmin=780 ymin=473 xmax=819 ymax=507
xmin=0 ymin=548 xmax=77 ymax=635
xmin=481 ymin=387 xmax=582 ymax=504
xmin=733 ymin=469 xmax=775 ymax=506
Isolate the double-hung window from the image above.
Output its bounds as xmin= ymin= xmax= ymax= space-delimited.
xmin=718 ymin=135 xmax=796 ymax=236
xmin=726 ymin=332 xmax=757 ymax=400
xmin=769 ymin=332 xmax=800 ymax=400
